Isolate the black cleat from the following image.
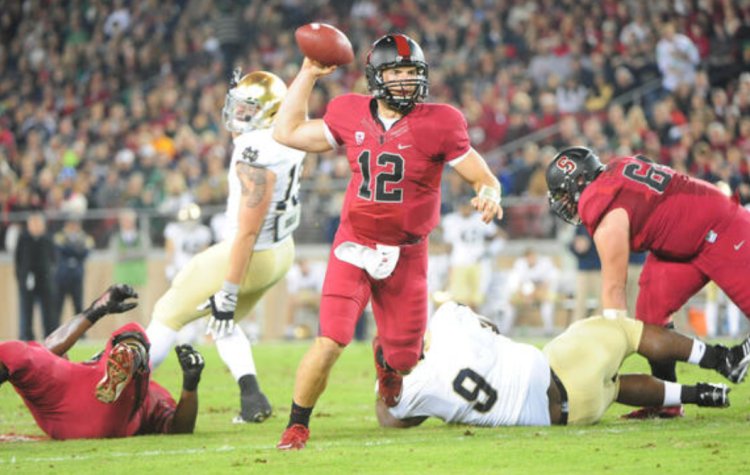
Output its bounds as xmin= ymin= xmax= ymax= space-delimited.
xmin=695 ymin=383 xmax=730 ymax=407
xmin=235 ymin=390 xmax=272 ymax=423
xmin=719 ymin=335 xmax=750 ymax=383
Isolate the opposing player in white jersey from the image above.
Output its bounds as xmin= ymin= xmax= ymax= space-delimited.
xmin=441 ymin=200 xmax=502 ymax=310
xmin=163 ymin=203 xmax=213 ymax=283
xmin=378 ymin=302 xmax=750 ymax=428
xmin=146 ymin=70 xmax=306 ymax=423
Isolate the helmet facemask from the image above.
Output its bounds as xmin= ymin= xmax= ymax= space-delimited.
xmin=547 ymin=177 xmax=584 ymax=225
xmin=366 ymin=34 xmax=429 ymax=114
xmin=545 ymin=147 xmax=605 ymax=225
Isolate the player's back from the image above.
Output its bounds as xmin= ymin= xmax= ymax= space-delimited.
xmin=392 ymin=302 xmax=548 ymax=426
xmin=580 ymin=156 xmax=737 ymax=259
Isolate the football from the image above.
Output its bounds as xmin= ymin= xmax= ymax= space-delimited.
xmin=294 ymin=22 xmax=354 ymax=66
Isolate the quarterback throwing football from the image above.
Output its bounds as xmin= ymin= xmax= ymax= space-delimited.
xmin=273 ymin=33 xmax=502 ymax=449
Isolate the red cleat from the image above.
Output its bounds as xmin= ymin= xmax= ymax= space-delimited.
xmin=277 ymin=424 xmax=310 ymax=450
xmin=621 ymin=405 xmax=684 ymax=420
xmin=95 ymin=343 xmax=136 ymax=404
xmin=372 ymin=336 xmax=403 ymax=407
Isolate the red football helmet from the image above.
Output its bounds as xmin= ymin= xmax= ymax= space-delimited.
xmin=365 ymin=34 xmax=429 ymax=114
xmin=546 ymin=147 xmax=605 ymax=225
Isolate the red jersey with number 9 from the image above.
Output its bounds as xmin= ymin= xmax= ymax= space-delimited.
xmin=579 ymin=156 xmax=735 ymax=260
xmin=323 ymin=93 xmax=471 ymax=245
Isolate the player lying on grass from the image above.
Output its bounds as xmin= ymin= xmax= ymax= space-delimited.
xmin=376 ymin=302 xmax=750 ymax=427
xmin=0 ymin=284 xmax=205 ymax=440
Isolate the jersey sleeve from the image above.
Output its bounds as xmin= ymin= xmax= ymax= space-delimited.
xmin=322 ymin=95 xmax=350 ymax=147
xmin=579 ymin=183 xmax=617 ymax=236
xmin=387 ymin=369 xmax=430 ymax=420
xmin=136 ymin=381 xmax=177 ymax=435
xmin=437 ymin=105 xmax=471 ymax=164
xmin=0 ymin=341 xmax=50 ymax=388
xmin=233 ymin=131 xmax=285 ymax=169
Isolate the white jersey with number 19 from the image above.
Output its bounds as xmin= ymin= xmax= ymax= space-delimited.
xmin=388 ymin=302 xmax=552 ymax=426
xmin=223 ymin=127 xmax=306 ymax=250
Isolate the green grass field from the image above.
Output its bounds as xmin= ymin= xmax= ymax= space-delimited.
xmin=2 ymin=338 xmax=750 ymax=474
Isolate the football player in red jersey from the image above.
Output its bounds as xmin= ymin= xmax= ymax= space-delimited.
xmin=0 ymin=285 xmax=205 ymax=439
xmin=273 ymin=34 xmax=502 ymax=449
xmin=546 ymin=146 xmax=750 ymax=419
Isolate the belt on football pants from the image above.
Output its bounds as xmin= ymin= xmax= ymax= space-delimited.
xmin=550 ymin=369 xmax=569 ymax=425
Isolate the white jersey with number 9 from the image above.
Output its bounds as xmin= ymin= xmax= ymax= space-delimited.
xmin=388 ymin=302 xmax=552 ymax=426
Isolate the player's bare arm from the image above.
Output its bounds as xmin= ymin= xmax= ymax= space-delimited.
xmin=44 ymin=284 xmax=138 ymax=356
xmin=272 ymin=58 xmax=336 ymax=153
xmin=225 ymin=162 xmax=276 ymax=285
xmin=593 ymin=208 xmax=631 ymax=313
xmin=169 ymin=345 xmax=204 ymax=434
xmin=375 ymin=399 xmax=428 ymax=428
xmin=452 ymin=149 xmax=503 ymax=223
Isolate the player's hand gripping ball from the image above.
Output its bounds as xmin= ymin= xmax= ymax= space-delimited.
xmin=294 ymin=22 xmax=354 ymax=66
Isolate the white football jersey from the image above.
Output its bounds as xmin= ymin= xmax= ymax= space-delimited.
xmin=441 ymin=212 xmax=498 ymax=266
xmin=388 ymin=302 xmax=552 ymax=426
xmin=164 ymin=221 xmax=213 ymax=272
xmin=223 ymin=128 xmax=306 ymax=250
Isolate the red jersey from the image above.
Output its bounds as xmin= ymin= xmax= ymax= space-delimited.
xmin=0 ymin=332 xmax=176 ymax=439
xmin=579 ymin=156 xmax=736 ymax=260
xmin=323 ymin=94 xmax=470 ymax=245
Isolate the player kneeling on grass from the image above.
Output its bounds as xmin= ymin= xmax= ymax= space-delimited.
xmin=376 ymin=302 xmax=750 ymax=428
xmin=0 ymin=284 xmax=205 ymax=440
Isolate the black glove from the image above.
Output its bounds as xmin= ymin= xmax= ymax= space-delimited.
xmin=176 ymin=344 xmax=205 ymax=391
xmin=83 ymin=284 xmax=139 ymax=323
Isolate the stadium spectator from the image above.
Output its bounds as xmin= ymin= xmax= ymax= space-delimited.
xmin=655 ymin=20 xmax=701 ymax=93
xmin=14 ymin=212 xmax=56 ymax=340
xmin=0 ymin=284 xmax=205 ymax=440
xmin=376 ymin=302 xmax=747 ymax=428
xmin=546 ymin=146 xmax=750 ymax=419
xmin=110 ymin=209 xmax=149 ymax=324
xmin=1 ymin=1 xmax=749 ymax=246
xmin=53 ymin=217 xmax=95 ymax=323
xmin=568 ymin=226 xmax=601 ymax=324
xmin=272 ymin=34 xmax=502 ymax=450
xmin=146 ymin=70 xmax=306 ymax=424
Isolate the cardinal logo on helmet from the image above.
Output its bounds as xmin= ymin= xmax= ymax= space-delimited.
xmin=555 ymin=156 xmax=577 ymax=174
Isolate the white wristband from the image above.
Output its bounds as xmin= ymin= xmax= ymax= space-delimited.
xmin=602 ymin=308 xmax=628 ymax=319
xmin=478 ymin=185 xmax=501 ymax=204
xmin=222 ymin=280 xmax=240 ymax=295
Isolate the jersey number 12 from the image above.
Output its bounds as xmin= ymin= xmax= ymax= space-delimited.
xmin=357 ymin=151 xmax=405 ymax=203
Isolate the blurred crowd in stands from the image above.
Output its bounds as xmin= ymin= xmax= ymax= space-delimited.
xmin=2 ymin=0 xmax=750 ymax=250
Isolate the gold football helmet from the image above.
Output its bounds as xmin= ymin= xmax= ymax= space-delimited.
xmin=177 ymin=202 xmax=201 ymax=222
xmin=222 ymin=70 xmax=287 ymax=133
